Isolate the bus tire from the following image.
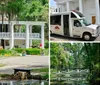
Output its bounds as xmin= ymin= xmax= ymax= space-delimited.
xmin=83 ymin=33 xmax=92 ymax=41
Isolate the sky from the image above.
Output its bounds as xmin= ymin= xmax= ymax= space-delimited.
xmin=50 ymin=0 xmax=56 ymax=6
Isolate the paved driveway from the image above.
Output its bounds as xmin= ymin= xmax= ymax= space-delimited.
xmin=0 ymin=55 xmax=49 ymax=70
xmin=50 ymin=34 xmax=100 ymax=41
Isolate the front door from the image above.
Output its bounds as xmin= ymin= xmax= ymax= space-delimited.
xmin=63 ymin=15 xmax=69 ymax=36
xmin=72 ymin=20 xmax=82 ymax=37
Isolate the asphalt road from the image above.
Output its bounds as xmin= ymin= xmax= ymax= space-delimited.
xmin=50 ymin=34 xmax=100 ymax=41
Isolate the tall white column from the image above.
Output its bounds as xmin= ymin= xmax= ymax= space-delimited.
xmin=26 ymin=24 xmax=29 ymax=48
xmin=95 ymin=0 xmax=100 ymax=24
xmin=66 ymin=1 xmax=69 ymax=11
xmin=79 ymin=0 xmax=83 ymax=13
xmin=57 ymin=5 xmax=60 ymax=12
xmin=29 ymin=25 xmax=32 ymax=47
xmin=41 ymin=24 xmax=44 ymax=49
xmin=10 ymin=23 xmax=14 ymax=49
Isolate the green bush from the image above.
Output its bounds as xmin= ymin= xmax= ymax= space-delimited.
xmin=41 ymin=73 xmax=49 ymax=80
xmin=0 ymin=49 xmax=12 ymax=55
xmin=45 ymin=40 xmax=49 ymax=48
xmin=26 ymin=48 xmax=40 ymax=55
xmin=0 ymin=48 xmax=48 ymax=56
xmin=13 ymin=48 xmax=25 ymax=53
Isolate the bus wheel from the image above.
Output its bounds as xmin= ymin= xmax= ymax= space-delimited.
xmin=83 ymin=33 xmax=92 ymax=41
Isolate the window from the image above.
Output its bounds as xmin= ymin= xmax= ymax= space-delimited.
xmin=71 ymin=13 xmax=76 ymax=18
xmin=50 ymin=15 xmax=61 ymax=25
xmin=74 ymin=20 xmax=82 ymax=27
xmin=79 ymin=19 xmax=91 ymax=26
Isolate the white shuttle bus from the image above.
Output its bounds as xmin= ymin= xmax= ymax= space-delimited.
xmin=50 ymin=10 xmax=100 ymax=40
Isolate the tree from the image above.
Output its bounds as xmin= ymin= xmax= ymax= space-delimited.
xmin=81 ymin=43 xmax=100 ymax=85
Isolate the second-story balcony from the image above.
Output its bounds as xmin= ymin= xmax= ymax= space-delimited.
xmin=0 ymin=32 xmax=40 ymax=39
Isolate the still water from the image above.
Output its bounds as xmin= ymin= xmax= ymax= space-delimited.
xmin=0 ymin=80 xmax=48 ymax=85
xmin=51 ymin=70 xmax=89 ymax=85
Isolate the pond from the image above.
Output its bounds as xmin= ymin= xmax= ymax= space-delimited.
xmin=51 ymin=70 xmax=89 ymax=85
xmin=0 ymin=80 xmax=48 ymax=85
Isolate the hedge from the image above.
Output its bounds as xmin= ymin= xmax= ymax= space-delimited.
xmin=13 ymin=48 xmax=25 ymax=53
xmin=13 ymin=48 xmax=41 ymax=55
xmin=26 ymin=48 xmax=40 ymax=55
xmin=0 ymin=48 xmax=48 ymax=56
xmin=0 ymin=49 xmax=12 ymax=55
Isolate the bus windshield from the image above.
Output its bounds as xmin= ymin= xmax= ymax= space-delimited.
xmin=79 ymin=19 xmax=91 ymax=26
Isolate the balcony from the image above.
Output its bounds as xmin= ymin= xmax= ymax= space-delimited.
xmin=0 ymin=32 xmax=40 ymax=39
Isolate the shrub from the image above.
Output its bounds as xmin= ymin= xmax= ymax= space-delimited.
xmin=13 ymin=48 xmax=25 ymax=53
xmin=26 ymin=48 xmax=40 ymax=55
xmin=45 ymin=40 xmax=49 ymax=48
xmin=41 ymin=73 xmax=49 ymax=80
xmin=0 ymin=49 xmax=12 ymax=55
xmin=44 ymin=48 xmax=49 ymax=55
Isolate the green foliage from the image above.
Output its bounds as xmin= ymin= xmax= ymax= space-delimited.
xmin=0 ymin=48 xmax=48 ymax=56
xmin=41 ymin=73 xmax=49 ymax=80
xmin=45 ymin=40 xmax=49 ymax=48
xmin=0 ymin=49 xmax=12 ymax=55
xmin=51 ymin=43 xmax=100 ymax=85
xmin=13 ymin=48 xmax=24 ymax=53
xmin=50 ymin=43 xmax=69 ymax=71
xmin=18 ymin=0 xmax=48 ymax=22
xmin=32 ymin=67 xmax=49 ymax=73
xmin=32 ymin=40 xmax=40 ymax=47
xmin=26 ymin=48 xmax=40 ymax=55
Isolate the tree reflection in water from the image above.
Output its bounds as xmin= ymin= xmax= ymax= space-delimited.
xmin=0 ymin=80 xmax=48 ymax=85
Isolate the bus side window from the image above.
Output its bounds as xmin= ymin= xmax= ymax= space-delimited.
xmin=50 ymin=15 xmax=61 ymax=25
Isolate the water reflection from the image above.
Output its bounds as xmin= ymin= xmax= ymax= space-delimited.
xmin=0 ymin=80 xmax=48 ymax=85
xmin=51 ymin=70 xmax=89 ymax=85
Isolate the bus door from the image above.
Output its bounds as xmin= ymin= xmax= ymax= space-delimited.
xmin=72 ymin=19 xmax=82 ymax=37
xmin=63 ymin=15 xmax=69 ymax=36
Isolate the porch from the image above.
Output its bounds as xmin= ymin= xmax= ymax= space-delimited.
xmin=0 ymin=21 xmax=45 ymax=49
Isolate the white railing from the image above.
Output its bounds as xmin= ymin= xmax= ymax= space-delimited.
xmin=0 ymin=33 xmax=40 ymax=39
xmin=14 ymin=33 xmax=26 ymax=39
xmin=29 ymin=33 xmax=40 ymax=39
xmin=0 ymin=32 xmax=10 ymax=39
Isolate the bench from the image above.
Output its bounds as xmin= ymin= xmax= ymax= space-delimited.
xmin=14 ymin=68 xmax=32 ymax=75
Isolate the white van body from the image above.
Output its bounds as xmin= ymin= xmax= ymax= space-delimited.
xmin=50 ymin=11 xmax=100 ymax=40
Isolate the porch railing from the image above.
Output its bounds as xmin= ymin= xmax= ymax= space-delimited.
xmin=29 ymin=33 xmax=40 ymax=39
xmin=0 ymin=32 xmax=10 ymax=39
xmin=14 ymin=33 xmax=26 ymax=39
xmin=0 ymin=33 xmax=40 ymax=39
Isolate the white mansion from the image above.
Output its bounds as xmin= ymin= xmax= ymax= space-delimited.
xmin=0 ymin=21 xmax=45 ymax=49
xmin=52 ymin=0 xmax=100 ymax=24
